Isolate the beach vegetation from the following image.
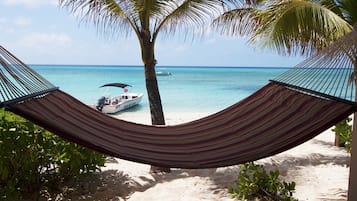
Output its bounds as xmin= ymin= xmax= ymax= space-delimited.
xmin=0 ymin=110 xmax=106 ymax=200
xmin=332 ymin=117 xmax=352 ymax=152
xmin=58 ymin=0 xmax=238 ymax=173
xmin=229 ymin=162 xmax=297 ymax=201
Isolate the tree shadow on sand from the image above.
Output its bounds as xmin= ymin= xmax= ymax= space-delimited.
xmin=100 ymin=145 xmax=350 ymax=200
xmin=136 ymin=138 xmax=351 ymax=199
xmin=31 ymin=170 xmax=134 ymax=201
xmin=35 ymin=135 xmax=350 ymax=201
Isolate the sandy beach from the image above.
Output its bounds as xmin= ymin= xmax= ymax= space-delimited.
xmin=79 ymin=111 xmax=350 ymax=201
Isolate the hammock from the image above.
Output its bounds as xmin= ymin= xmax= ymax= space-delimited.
xmin=1 ymin=30 xmax=356 ymax=168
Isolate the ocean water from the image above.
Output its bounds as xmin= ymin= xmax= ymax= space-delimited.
xmin=31 ymin=65 xmax=288 ymax=113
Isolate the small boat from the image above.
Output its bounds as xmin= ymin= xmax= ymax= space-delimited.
xmin=156 ymin=70 xmax=172 ymax=76
xmin=95 ymin=83 xmax=143 ymax=114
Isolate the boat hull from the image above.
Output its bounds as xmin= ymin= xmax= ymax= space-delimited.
xmin=97 ymin=93 xmax=143 ymax=114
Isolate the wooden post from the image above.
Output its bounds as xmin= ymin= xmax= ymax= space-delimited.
xmin=348 ymin=76 xmax=357 ymax=200
xmin=348 ymin=114 xmax=357 ymax=200
xmin=335 ymin=134 xmax=340 ymax=146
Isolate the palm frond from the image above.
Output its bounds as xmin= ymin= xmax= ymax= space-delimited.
xmin=59 ymin=0 xmax=239 ymax=41
xmin=212 ymin=7 xmax=260 ymax=36
xmin=154 ymin=0 xmax=238 ymax=40
xmin=320 ymin=0 xmax=343 ymax=18
xmin=252 ymin=0 xmax=352 ymax=56
xmin=337 ymin=0 xmax=357 ymax=26
xmin=211 ymin=0 xmax=267 ymax=36
xmin=59 ymin=0 xmax=136 ymax=37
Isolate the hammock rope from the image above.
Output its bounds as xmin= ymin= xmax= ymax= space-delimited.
xmin=272 ymin=28 xmax=357 ymax=103
xmin=0 ymin=46 xmax=58 ymax=107
xmin=0 ymin=28 xmax=356 ymax=168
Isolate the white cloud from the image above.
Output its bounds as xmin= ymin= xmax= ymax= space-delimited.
xmin=1 ymin=0 xmax=56 ymax=7
xmin=13 ymin=17 xmax=32 ymax=26
xmin=0 ymin=18 xmax=7 ymax=24
xmin=19 ymin=32 xmax=71 ymax=49
xmin=0 ymin=17 xmax=31 ymax=27
xmin=0 ymin=17 xmax=31 ymax=35
xmin=0 ymin=18 xmax=14 ymax=33
xmin=207 ymin=37 xmax=217 ymax=44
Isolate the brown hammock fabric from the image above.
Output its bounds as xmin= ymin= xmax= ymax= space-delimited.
xmin=7 ymin=82 xmax=356 ymax=168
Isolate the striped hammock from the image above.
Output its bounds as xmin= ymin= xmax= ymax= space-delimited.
xmin=1 ymin=29 xmax=356 ymax=168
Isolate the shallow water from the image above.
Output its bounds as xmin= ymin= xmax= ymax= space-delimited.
xmin=32 ymin=65 xmax=288 ymax=113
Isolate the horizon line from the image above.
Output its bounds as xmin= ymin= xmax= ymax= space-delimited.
xmin=29 ymin=64 xmax=292 ymax=69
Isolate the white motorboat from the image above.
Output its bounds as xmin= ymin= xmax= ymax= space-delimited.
xmin=95 ymin=83 xmax=143 ymax=114
xmin=156 ymin=70 xmax=172 ymax=76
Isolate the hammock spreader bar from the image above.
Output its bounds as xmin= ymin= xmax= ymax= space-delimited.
xmin=0 ymin=86 xmax=59 ymax=108
xmin=0 ymin=46 xmax=56 ymax=105
xmin=272 ymin=27 xmax=357 ymax=103
xmin=270 ymin=80 xmax=356 ymax=105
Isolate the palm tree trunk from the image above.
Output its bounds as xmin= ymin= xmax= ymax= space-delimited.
xmin=141 ymin=39 xmax=170 ymax=173
xmin=144 ymin=62 xmax=170 ymax=173
xmin=144 ymin=63 xmax=165 ymax=125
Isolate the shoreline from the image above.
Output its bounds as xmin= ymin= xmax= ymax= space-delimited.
xmin=111 ymin=110 xmax=216 ymax=125
xmin=96 ymin=111 xmax=351 ymax=201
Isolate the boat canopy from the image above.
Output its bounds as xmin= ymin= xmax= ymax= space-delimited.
xmin=100 ymin=83 xmax=132 ymax=88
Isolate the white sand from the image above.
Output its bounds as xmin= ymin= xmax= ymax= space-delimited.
xmin=98 ymin=111 xmax=350 ymax=201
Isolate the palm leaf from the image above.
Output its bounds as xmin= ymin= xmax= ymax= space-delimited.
xmin=338 ymin=0 xmax=357 ymax=26
xmin=320 ymin=0 xmax=343 ymax=18
xmin=59 ymin=0 xmax=238 ymax=41
xmin=152 ymin=0 xmax=238 ymax=39
xmin=213 ymin=0 xmax=354 ymax=56
xmin=212 ymin=7 xmax=261 ymax=36
xmin=59 ymin=0 xmax=135 ymax=36
xmin=252 ymin=0 xmax=352 ymax=56
xmin=211 ymin=0 xmax=267 ymax=36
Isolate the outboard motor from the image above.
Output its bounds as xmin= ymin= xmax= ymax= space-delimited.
xmin=96 ymin=96 xmax=106 ymax=112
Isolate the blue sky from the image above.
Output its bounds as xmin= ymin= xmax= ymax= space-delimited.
xmin=0 ymin=0 xmax=304 ymax=67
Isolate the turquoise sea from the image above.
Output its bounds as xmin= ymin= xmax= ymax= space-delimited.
xmin=31 ymin=65 xmax=288 ymax=113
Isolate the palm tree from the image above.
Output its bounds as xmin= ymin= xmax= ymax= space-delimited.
xmin=213 ymin=0 xmax=355 ymax=56
xmin=58 ymin=0 xmax=237 ymax=172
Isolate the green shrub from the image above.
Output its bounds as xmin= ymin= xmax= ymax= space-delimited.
xmin=332 ymin=118 xmax=352 ymax=152
xmin=0 ymin=110 xmax=106 ymax=199
xmin=229 ymin=162 xmax=297 ymax=201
